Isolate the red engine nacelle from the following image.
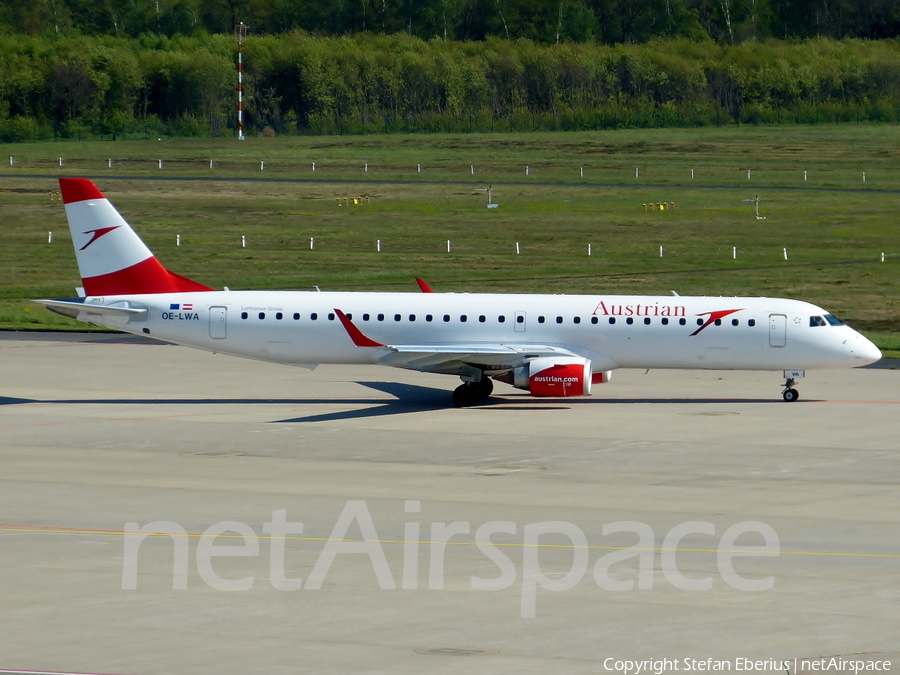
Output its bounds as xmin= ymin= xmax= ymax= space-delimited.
xmin=497 ymin=357 xmax=611 ymax=397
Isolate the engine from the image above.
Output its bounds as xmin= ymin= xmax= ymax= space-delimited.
xmin=495 ymin=357 xmax=611 ymax=397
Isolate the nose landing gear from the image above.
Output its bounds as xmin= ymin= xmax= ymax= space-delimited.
xmin=782 ymin=377 xmax=800 ymax=402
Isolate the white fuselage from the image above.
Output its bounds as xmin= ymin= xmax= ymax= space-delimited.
xmin=83 ymin=291 xmax=881 ymax=373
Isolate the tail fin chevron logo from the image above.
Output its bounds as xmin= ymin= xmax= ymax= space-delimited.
xmin=79 ymin=226 xmax=120 ymax=251
xmin=691 ymin=309 xmax=743 ymax=336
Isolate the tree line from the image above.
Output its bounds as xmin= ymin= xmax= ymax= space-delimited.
xmin=3 ymin=33 xmax=900 ymax=141
xmin=3 ymin=0 xmax=900 ymax=44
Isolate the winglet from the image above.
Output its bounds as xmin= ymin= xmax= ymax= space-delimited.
xmin=415 ymin=277 xmax=434 ymax=293
xmin=334 ymin=309 xmax=387 ymax=348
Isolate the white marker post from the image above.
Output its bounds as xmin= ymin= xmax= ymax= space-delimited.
xmin=516 ymin=242 xmax=520 ymax=255
xmin=108 ymin=159 xmax=112 ymax=168
xmin=310 ymin=237 xmax=315 ymax=250
xmin=158 ymin=159 xmax=163 ymax=169
xmin=8 ymin=156 xmax=13 ymax=166
xmin=526 ymin=165 xmax=529 ymax=176
xmin=59 ymin=158 xmax=63 ymax=167
xmin=260 ymin=161 xmax=265 ymax=171
xmin=783 ymin=247 xmax=788 ymax=260
xmin=733 ymin=246 xmax=737 ymax=259
xmin=804 ymin=170 xmax=808 ymax=181
xmin=48 ymin=232 xmax=53 ymax=244
xmin=241 ymin=236 xmax=246 ymax=248
xmin=747 ymin=169 xmax=751 ymax=180
xmin=588 ymin=244 xmax=592 ymax=256
xmin=377 ymin=239 xmax=381 ymax=252
xmin=312 ymin=162 xmax=316 ymax=172
xmin=417 ymin=164 xmax=421 ymax=173
xmin=470 ymin=165 xmax=474 ymax=175
xmin=210 ymin=159 xmax=214 ymax=169
xmin=365 ymin=163 xmax=368 ymax=172
xmin=691 ymin=169 xmax=694 ymax=179
xmin=447 ymin=240 xmax=451 ymax=253
xmin=177 ymin=234 xmax=181 ymax=246
xmin=660 ymin=245 xmax=664 ymax=257
xmin=635 ymin=167 xmax=639 ymax=178
xmin=580 ymin=167 xmax=584 ymax=178
xmin=863 ymin=172 xmax=867 ymax=182
xmin=882 ymin=252 xmax=886 ymax=262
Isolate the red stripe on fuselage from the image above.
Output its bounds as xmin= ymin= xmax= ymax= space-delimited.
xmin=82 ymin=257 xmax=213 ymax=296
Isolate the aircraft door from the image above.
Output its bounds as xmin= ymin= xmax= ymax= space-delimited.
xmin=514 ymin=310 xmax=526 ymax=332
xmin=209 ymin=306 xmax=227 ymax=339
xmin=768 ymin=314 xmax=786 ymax=347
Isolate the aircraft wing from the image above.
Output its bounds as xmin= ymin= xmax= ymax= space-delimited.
xmin=334 ymin=308 xmax=584 ymax=372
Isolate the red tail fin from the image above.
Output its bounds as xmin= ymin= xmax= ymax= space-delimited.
xmin=60 ymin=178 xmax=212 ymax=296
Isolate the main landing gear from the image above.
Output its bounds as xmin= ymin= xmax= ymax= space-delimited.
xmin=782 ymin=377 xmax=800 ymax=402
xmin=452 ymin=377 xmax=494 ymax=408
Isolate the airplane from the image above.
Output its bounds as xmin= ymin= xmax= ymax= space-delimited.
xmin=35 ymin=178 xmax=881 ymax=407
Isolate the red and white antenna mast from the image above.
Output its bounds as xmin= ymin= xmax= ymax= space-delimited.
xmin=236 ymin=22 xmax=248 ymax=141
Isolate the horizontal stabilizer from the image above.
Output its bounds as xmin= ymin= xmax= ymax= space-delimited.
xmin=33 ymin=298 xmax=148 ymax=321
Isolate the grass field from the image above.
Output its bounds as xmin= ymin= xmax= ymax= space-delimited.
xmin=1 ymin=125 xmax=898 ymax=356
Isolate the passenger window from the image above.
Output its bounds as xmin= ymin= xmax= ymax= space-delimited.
xmin=293 ymin=312 xmax=300 ymax=320
xmin=679 ymin=318 xmax=686 ymax=326
xmin=241 ymin=312 xmax=248 ymax=320
xmin=394 ymin=314 xmax=401 ymax=321
xmin=377 ymin=313 xmax=385 ymax=321
xmin=363 ymin=313 xmax=370 ymax=321
xmin=591 ymin=316 xmax=598 ymax=324
xmin=426 ymin=315 xmax=433 ymax=322
xmin=517 ymin=315 xmax=525 ymax=324
xmin=609 ymin=317 xmax=616 ymax=325
xmin=498 ymin=316 xmax=506 ymax=323
xmin=732 ymin=319 xmax=739 ymax=326
xmin=714 ymin=319 xmax=722 ymax=326
xmin=697 ymin=318 xmax=704 ymax=326
xmin=327 ymin=313 xmax=335 ymax=321
xmin=626 ymin=317 xmax=634 ymax=325
xmin=460 ymin=315 xmax=467 ymax=322
xmin=346 ymin=313 xmax=352 ymax=320
xmin=574 ymin=316 xmax=581 ymax=324
xmin=748 ymin=319 xmax=756 ymax=327
xmin=661 ymin=317 xmax=668 ymax=325
xmin=258 ymin=312 xmax=266 ymax=320
xmin=479 ymin=315 xmax=486 ymax=323
xmin=310 ymin=312 xmax=317 ymax=320
xmin=409 ymin=314 xmax=416 ymax=322
xmin=644 ymin=317 xmax=651 ymax=325
xmin=556 ymin=316 xmax=563 ymax=324
xmin=276 ymin=312 xmax=283 ymax=320
xmin=538 ymin=316 xmax=545 ymax=324
xmin=443 ymin=314 xmax=450 ymax=322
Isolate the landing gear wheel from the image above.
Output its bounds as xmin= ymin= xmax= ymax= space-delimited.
xmin=452 ymin=383 xmax=479 ymax=408
xmin=782 ymin=388 xmax=799 ymax=402
xmin=476 ymin=377 xmax=494 ymax=398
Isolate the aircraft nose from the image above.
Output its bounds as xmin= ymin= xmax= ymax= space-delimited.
xmin=847 ymin=334 xmax=882 ymax=365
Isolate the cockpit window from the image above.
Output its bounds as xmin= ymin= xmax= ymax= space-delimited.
xmin=824 ymin=314 xmax=845 ymax=326
xmin=809 ymin=316 xmax=828 ymax=327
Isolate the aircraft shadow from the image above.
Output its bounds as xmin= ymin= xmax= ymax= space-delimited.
xmin=1 ymin=383 xmax=792 ymax=426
